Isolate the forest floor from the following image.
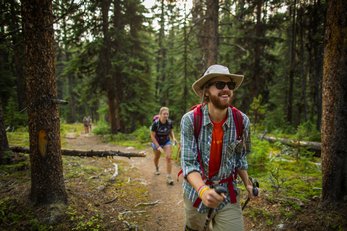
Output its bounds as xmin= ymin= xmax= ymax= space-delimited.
xmin=1 ymin=132 xmax=346 ymax=231
xmin=65 ymin=133 xmax=185 ymax=231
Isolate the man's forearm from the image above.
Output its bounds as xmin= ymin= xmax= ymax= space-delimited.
xmin=237 ymin=169 xmax=251 ymax=188
xmin=187 ymin=171 xmax=205 ymax=192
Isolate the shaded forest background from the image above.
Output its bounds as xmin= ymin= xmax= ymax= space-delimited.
xmin=1 ymin=0 xmax=325 ymax=135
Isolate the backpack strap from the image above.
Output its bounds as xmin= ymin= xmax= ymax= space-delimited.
xmin=193 ymin=104 xmax=202 ymax=140
xmin=231 ymin=106 xmax=243 ymax=141
xmin=193 ymin=104 xmax=206 ymax=180
xmin=176 ymin=104 xmax=203 ymax=181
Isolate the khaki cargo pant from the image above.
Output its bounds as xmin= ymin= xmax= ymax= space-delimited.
xmin=184 ymin=196 xmax=244 ymax=231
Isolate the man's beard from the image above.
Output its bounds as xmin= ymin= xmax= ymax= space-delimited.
xmin=209 ymin=91 xmax=231 ymax=110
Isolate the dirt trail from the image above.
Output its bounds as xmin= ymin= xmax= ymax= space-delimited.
xmin=65 ymin=133 xmax=185 ymax=231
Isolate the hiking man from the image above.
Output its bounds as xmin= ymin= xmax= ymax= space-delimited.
xmin=150 ymin=107 xmax=177 ymax=185
xmin=83 ymin=116 xmax=92 ymax=134
xmin=180 ymin=64 xmax=256 ymax=230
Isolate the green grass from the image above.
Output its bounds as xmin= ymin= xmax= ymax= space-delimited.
xmin=7 ymin=131 xmax=29 ymax=147
xmin=7 ymin=123 xmax=85 ymax=148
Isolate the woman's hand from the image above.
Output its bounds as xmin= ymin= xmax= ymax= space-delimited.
xmin=157 ymin=146 xmax=164 ymax=153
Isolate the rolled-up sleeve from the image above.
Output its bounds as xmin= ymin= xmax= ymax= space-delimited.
xmin=180 ymin=112 xmax=201 ymax=177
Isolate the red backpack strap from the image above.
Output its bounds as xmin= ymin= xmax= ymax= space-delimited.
xmin=231 ymin=106 xmax=243 ymax=140
xmin=193 ymin=104 xmax=202 ymax=140
xmin=193 ymin=104 xmax=206 ymax=180
xmin=176 ymin=104 xmax=204 ymax=181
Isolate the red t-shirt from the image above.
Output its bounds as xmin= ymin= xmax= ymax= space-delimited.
xmin=208 ymin=116 xmax=227 ymax=178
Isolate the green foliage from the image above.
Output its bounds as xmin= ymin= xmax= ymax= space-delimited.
xmin=249 ymin=95 xmax=267 ymax=131
xmin=60 ymin=123 xmax=85 ymax=136
xmin=295 ymin=121 xmax=321 ymax=142
xmin=132 ymin=126 xmax=152 ymax=143
xmin=67 ymin=207 xmax=101 ymax=231
xmin=92 ymin=120 xmax=110 ymax=135
xmin=264 ymin=155 xmax=321 ymax=201
xmin=243 ymin=130 xmax=322 ymax=226
xmin=0 ymin=198 xmax=25 ymax=226
xmin=102 ymin=133 xmax=147 ymax=150
xmin=7 ymin=129 xmax=29 ymax=147
xmin=0 ymin=197 xmax=53 ymax=230
xmin=263 ymin=105 xmax=295 ymax=134
xmin=247 ymin=135 xmax=271 ymax=174
xmin=4 ymin=97 xmax=28 ymax=129
xmin=245 ymin=207 xmax=276 ymax=226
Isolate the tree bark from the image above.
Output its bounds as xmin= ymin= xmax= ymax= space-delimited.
xmin=0 ymin=100 xmax=10 ymax=163
xmin=287 ymin=0 xmax=297 ymax=124
xmin=9 ymin=0 xmax=26 ymax=111
xmin=21 ymin=0 xmax=67 ymax=205
xmin=205 ymin=0 xmax=219 ymax=66
xmin=321 ymin=0 xmax=347 ymax=205
xmin=192 ymin=0 xmax=206 ymax=68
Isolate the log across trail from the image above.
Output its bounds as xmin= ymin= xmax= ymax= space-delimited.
xmin=10 ymin=146 xmax=146 ymax=158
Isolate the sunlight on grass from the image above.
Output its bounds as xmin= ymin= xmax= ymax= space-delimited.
xmin=7 ymin=131 xmax=29 ymax=147
xmin=7 ymin=123 xmax=85 ymax=148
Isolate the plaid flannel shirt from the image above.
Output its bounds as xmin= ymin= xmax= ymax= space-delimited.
xmin=180 ymin=104 xmax=251 ymax=213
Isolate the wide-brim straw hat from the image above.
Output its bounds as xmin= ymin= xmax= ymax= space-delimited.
xmin=192 ymin=64 xmax=244 ymax=97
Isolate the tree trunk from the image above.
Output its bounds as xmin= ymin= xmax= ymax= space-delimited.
xmin=192 ymin=0 xmax=206 ymax=69
xmin=298 ymin=6 xmax=307 ymax=124
xmin=287 ymin=0 xmax=297 ymax=124
xmin=9 ymin=0 xmax=26 ymax=111
xmin=21 ymin=0 xmax=67 ymax=205
xmin=205 ymin=0 xmax=219 ymax=66
xmin=156 ymin=0 xmax=167 ymax=105
xmin=182 ymin=3 xmax=189 ymax=114
xmin=111 ymin=0 xmax=124 ymax=134
xmin=321 ymin=0 xmax=347 ymax=206
xmin=99 ymin=0 xmax=118 ymax=133
xmin=308 ymin=0 xmax=324 ymax=130
xmin=0 ymin=99 xmax=10 ymax=163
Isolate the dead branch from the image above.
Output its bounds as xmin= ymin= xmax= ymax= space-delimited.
xmin=9 ymin=146 xmax=146 ymax=158
xmin=135 ymin=200 xmax=160 ymax=207
xmin=261 ymin=136 xmax=321 ymax=151
xmin=110 ymin=163 xmax=118 ymax=181
xmin=104 ymin=197 xmax=118 ymax=204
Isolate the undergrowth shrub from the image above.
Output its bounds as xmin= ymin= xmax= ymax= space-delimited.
xmin=132 ymin=126 xmax=151 ymax=143
xmin=4 ymin=98 xmax=28 ymax=130
xmin=247 ymin=136 xmax=271 ymax=174
xmin=295 ymin=121 xmax=320 ymax=142
xmin=92 ymin=121 xmax=110 ymax=135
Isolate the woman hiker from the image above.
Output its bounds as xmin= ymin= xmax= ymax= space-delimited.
xmin=150 ymin=107 xmax=177 ymax=185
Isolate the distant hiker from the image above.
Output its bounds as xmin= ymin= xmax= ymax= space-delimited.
xmin=83 ymin=116 xmax=92 ymax=134
xmin=150 ymin=107 xmax=177 ymax=185
xmin=180 ymin=64 xmax=256 ymax=230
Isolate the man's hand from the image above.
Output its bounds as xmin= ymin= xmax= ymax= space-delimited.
xmin=246 ymin=184 xmax=255 ymax=199
xmin=201 ymin=187 xmax=226 ymax=208
xmin=246 ymin=178 xmax=260 ymax=199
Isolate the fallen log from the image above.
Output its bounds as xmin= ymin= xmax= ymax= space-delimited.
xmin=261 ymin=136 xmax=321 ymax=151
xmin=9 ymin=146 xmax=146 ymax=158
